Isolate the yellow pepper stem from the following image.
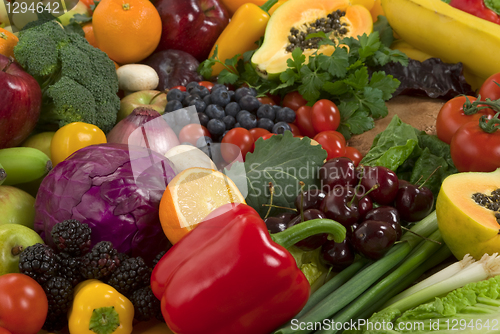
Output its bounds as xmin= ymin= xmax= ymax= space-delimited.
xmin=260 ymin=0 xmax=278 ymax=13
xmin=89 ymin=306 xmax=120 ymax=334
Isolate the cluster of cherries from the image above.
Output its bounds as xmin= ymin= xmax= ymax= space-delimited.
xmin=264 ymin=157 xmax=435 ymax=271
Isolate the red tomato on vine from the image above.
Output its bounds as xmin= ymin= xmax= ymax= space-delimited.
xmin=478 ymin=73 xmax=500 ymax=101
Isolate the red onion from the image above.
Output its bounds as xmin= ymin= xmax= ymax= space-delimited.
xmin=107 ymin=107 xmax=180 ymax=155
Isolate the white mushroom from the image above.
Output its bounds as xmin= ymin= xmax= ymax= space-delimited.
xmin=116 ymin=64 xmax=159 ymax=93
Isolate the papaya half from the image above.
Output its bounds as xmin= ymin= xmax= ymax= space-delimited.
xmin=251 ymin=0 xmax=373 ymax=80
xmin=436 ymin=169 xmax=500 ymax=260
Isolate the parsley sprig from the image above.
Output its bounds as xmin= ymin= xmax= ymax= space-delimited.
xmin=198 ymin=30 xmax=408 ymax=139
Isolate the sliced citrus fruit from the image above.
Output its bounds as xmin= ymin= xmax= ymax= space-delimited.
xmin=159 ymin=167 xmax=246 ymax=244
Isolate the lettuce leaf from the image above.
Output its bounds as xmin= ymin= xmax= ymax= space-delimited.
xmin=360 ymin=115 xmax=458 ymax=203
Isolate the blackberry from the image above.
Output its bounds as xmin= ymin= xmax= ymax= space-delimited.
xmin=19 ymin=243 xmax=60 ymax=285
xmin=58 ymin=252 xmax=84 ymax=287
xmin=80 ymin=241 xmax=120 ymax=280
xmin=51 ymin=219 xmax=92 ymax=256
xmin=42 ymin=276 xmax=73 ymax=331
xmin=106 ymin=257 xmax=151 ymax=297
xmin=152 ymin=251 xmax=167 ymax=268
xmin=117 ymin=252 xmax=130 ymax=263
xmin=131 ymin=286 xmax=163 ymax=322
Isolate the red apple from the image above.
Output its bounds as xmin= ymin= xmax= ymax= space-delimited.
xmin=0 ymin=55 xmax=42 ymax=149
xmin=154 ymin=0 xmax=229 ymax=62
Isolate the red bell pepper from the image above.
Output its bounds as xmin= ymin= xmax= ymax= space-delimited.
xmin=448 ymin=0 xmax=500 ymax=24
xmin=151 ymin=202 xmax=346 ymax=334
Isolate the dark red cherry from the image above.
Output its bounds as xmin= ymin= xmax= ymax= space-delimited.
xmin=320 ymin=186 xmax=360 ymax=228
xmin=395 ymin=183 xmax=434 ymax=222
xmin=360 ymin=166 xmax=399 ymax=205
xmin=294 ymin=189 xmax=326 ymax=211
xmin=319 ymin=157 xmax=358 ymax=192
xmin=364 ymin=206 xmax=402 ymax=240
xmin=352 ymin=220 xmax=398 ymax=260
xmin=320 ymin=238 xmax=356 ymax=271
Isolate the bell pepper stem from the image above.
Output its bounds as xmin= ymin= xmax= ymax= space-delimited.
xmin=88 ymin=306 xmax=120 ymax=334
xmin=260 ymin=0 xmax=279 ymax=14
xmin=271 ymin=218 xmax=346 ymax=249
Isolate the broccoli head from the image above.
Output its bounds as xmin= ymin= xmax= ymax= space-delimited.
xmin=13 ymin=20 xmax=119 ymax=133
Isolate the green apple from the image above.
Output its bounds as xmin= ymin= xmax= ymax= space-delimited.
xmin=118 ymin=90 xmax=167 ymax=122
xmin=21 ymin=132 xmax=56 ymax=160
xmin=0 ymin=224 xmax=44 ymax=276
xmin=0 ymin=186 xmax=35 ymax=229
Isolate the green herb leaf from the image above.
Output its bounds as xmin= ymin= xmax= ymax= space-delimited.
xmin=369 ymin=72 xmax=400 ymax=100
xmin=358 ymin=32 xmax=382 ymax=59
xmin=287 ymin=47 xmax=306 ymax=72
xmin=230 ymin=131 xmax=327 ymax=218
xmin=373 ymin=16 xmax=394 ymax=48
xmin=344 ymin=110 xmax=375 ymax=135
xmin=344 ymin=67 xmax=370 ymax=90
xmin=218 ymin=69 xmax=239 ymax=85
xmin=360 ymin=86 xmax=388 ymax=119
xmin=318 ymin=47 xmax=349 ymax=78
xmin=298 ymin=66 xmax=330 ymax=102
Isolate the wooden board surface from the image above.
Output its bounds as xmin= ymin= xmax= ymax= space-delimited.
xmin=349 ymin=95 xmax=446 ymax=155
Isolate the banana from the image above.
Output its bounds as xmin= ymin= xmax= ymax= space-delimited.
xmin=0 ymin=147 xmax=52 ymax=186
xmin=382 ymin=0 xmax=500 ymax=86
xmin=0 ymin=163 xmax=5 ymax=186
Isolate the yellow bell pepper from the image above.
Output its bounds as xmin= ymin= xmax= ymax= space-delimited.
xmin=222 ymin=0 xmax=286 ymax=16
xmin=68 ymin=280 xmax=134 ymax=334
xmin=208 ymin=0 xmax=281 ymax=76
xmin=50 ymin=122 xmax=106 ymax=166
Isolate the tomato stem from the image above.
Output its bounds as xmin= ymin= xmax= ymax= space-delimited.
xmin=479 ymin=112 xmax=500 ymax=133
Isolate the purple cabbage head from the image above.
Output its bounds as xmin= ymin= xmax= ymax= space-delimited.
xmin=34 ymin=143 xmax=176 ymax=265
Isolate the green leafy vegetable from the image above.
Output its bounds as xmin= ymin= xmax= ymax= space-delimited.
xmin=199 ymin=32 xmax=408 ymax=139
xmin=225 ymin=131 xmax=327 ymax=218
xmin=360 ymin=115 xmax=459 ymax=201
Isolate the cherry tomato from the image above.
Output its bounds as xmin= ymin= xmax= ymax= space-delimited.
xmin=198 ymin=81 xmax=215 ymax=91
xmin=311 ymin=99 xmax=341 ymax=133
xmin=328 ymin=130 xmax=346 ymax=147
xmin=282 ymin=91 xmax=307 ymax=111
xmin=249 ymin=128 xmax=271 ymax=141
xmin=344 ymin=147 xmax=363 ymax=166
xmin=436 ymin=95 xmax=494 ymax=144
xmin=287 ymin=123 xmax=302 ymax=137
xmin=257 ymin=96 xmax=277 ymax=105
xmin=0 ymin=327 xmax=12 ymax=334
xmin=314 ymin=131 xmax=346 ymax=161
xmin=450 ymin=118 xmax=500 ymax=172
xmin=261 ymin=133 xmax=278 ymax=140
xmin=171 ymin=85 xmax=186 ymax=92
xmin=221 ymin=128 xmax=255 ymax=162
xmin=478 ymin=72 xmax=500 ymax=101
xmin=0 ymin=274 xmax=48 ymax=334
xmin=266 ymin=93 xmax=281 ymax=106
xmin=294 ymin=106 xmax=316 ymax=138
xmin=178 ymin=124 xmax=211 ymax=145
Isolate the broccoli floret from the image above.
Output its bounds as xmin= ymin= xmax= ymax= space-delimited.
xmin=13 ymin=20 xmax=119 ymax=133
xmin=41 ymin=76 xmax=96 ymax=127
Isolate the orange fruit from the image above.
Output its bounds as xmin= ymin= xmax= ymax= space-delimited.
xmin=82 ymin=22 xmax=98 ymax=48
xmin=91 ymin=0 xmax=162 ymax=65
xmin=0 ymin=28 xmax=18 ymax=58
xmin=159 ymin=167 xmax=246 ymax=244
